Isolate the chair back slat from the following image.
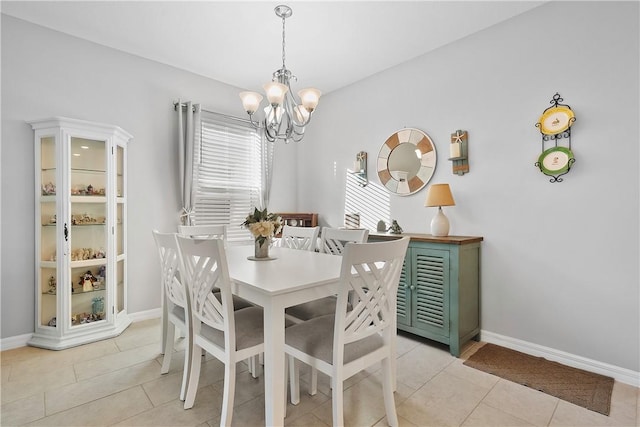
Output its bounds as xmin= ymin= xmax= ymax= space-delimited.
xmin=178 ymin=224 xmax=227 ymax=240
xmin=335 ymin=237 xmax=410 ymax=348
xmin=320 ymin=227 xmax=369 ymax=255
xmin=175 ymin=236 xmax=234 ymax=334
xmin=281 ymin=225 xmax=320 ymax=251
xmin=152 ymin=230 xmax=186 ymax=308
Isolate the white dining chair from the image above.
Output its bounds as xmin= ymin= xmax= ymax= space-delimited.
xmin=286 ymin=237 xmax=410 ymax=427
xmin=152 ymin=230 xmax=191 ymax=401
xmin=288 ymin=227 xmax=370 ymax=320
xmin=280 ymin=225 xmax=320 ymax=251
xmin=175 ymin=235 xmax=266 ymax=425
xmin=286 ymin=227 xmax=371 ymax=395
xmin=178 ymin=224 xmax=254 ymax=310
xmin=178 ymin=224 xmax=227 ymax=240
xmin=179 ymin=224 xmax=261 ymax=377
xmin=319 ymin=227 xmax=369 ymax=256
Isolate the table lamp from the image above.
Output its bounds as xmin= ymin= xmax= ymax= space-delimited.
xmin=424 ymin=184 xmax=455 ymax=236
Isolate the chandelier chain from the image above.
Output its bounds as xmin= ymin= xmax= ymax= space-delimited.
xmin=281 ymin=13 xmax=287 ymax=69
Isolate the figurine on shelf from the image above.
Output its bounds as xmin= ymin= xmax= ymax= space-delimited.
xmin=388 ymin=220 xmax=403 ymax=234
xmin=92 ymin=297 xmax=104 ymax=315
xmin=47 ymin=276 xmax=57 ymax=294
xmin=377 ymin=220 xmax=387 ymax=232
xmin=79 ymin=270 xmax=97 ymax=292
xmin=97 ymin=265 xmax=106 ymax=280
xmin=48 ymin=317 xmax=57 ymax=327
xmin=42 ymin=182 xmax=56 ymax=195
xmin=95 ymin=248 xmax=106 ymax=259
xmin=87 ymin=184 xmax=93 ymax=194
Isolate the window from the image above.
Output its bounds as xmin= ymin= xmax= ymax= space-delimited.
xmin=192 ymin=112 xmax=261 ymax=242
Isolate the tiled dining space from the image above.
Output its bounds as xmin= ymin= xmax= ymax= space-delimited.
xmin=1 ymin=317 xmax=638 ymax=427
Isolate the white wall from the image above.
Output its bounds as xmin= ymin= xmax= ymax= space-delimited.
xmin=299 ymin=1 xmax=639 ymax=372
xmin=0 ymin=15 xmax=297 ymax=339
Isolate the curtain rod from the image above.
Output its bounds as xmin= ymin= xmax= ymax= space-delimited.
xmin=173 ymin=101 xmax=252 ymax=125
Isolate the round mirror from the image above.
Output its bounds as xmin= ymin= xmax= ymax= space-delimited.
xmin=377 ymin=128 xmax=437 ymax=196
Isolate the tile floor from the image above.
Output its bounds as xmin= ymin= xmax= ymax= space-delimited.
xmin=1 ymin=318 xmax=638 ymax=426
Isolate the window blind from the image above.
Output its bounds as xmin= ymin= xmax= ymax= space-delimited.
xmin=193 ymin=112 xmax=261 ymax=243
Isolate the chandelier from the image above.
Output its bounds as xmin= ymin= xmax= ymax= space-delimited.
xmin=239 ymin=5 xmax=321 ymax=143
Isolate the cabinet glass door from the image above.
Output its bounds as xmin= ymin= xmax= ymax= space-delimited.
xmin=69 ymin=137 xmax=107 ymax=327
xmin=40 ymin=136 xmax=58 ymax=327
xmin=115 ymin=145 xmax=125 ymax=315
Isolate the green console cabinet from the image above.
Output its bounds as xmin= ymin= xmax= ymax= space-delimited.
xmin=369 ymin=233 xmax=483 ymax=356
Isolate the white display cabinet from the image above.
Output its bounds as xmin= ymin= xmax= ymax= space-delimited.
xmin=29 ymin=117 xmax=132 ymax=349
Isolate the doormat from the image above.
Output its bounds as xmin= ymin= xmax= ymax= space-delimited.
xmin=463 ymin=343 xmax=614 ymax=415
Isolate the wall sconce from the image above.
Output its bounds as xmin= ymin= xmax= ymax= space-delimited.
xmin=349 ymin=151 xmax=368 ymax=186
xmin=449 ymin=130 xmax=469 ymax=176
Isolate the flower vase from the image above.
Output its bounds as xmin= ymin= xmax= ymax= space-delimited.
xmin=254 ymin=238 xmax=270 ymax=259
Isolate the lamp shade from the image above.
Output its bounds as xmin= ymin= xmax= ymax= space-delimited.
xmin=263 ymin=82 xmax=288 ymax=105
xmin=297 ymin=88 xmax=321 ymax=112
xmin=425 ymin=184 xmax=455 ymax=207
xmin=239 ymin=92 xmax=263 ymax=114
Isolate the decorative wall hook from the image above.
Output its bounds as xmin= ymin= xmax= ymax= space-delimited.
xmin=449 ymin=130 xmax=469 ymax=175
xmin=350 ymin=151 xmax=368 ymax=186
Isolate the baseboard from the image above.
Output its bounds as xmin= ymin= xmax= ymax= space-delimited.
xmin=1 ymin=308 xmax=162 ymax=351
xmin=481 ymin=330 xmax=640 ymax=387
xmin=127 ymin=308 xmax=162 ymax=323
xmin=0 ymin=333 xmax=32 ymax=351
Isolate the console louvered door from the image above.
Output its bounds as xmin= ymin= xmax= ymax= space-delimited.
xmin=411 ymin=247 xmax=450 ymax=338
xmin=396 ymin=256 xmax=411 ymax=326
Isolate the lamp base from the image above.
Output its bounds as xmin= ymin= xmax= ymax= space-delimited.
xmin=430 ymin=207 xmax=450 ymax=237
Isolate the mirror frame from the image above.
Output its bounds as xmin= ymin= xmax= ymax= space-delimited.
xmin=377 ymin=128 xmax=437 ymax=196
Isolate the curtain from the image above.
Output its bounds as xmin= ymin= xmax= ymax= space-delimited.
xmin=177 ymin=100 xmax=201 ymax=225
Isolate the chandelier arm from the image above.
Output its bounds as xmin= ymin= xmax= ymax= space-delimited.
xmin=246 ymin=113 xmax=263 ymax=130
xmin=263 ymin=121 xmax=278 ymax=142
xmin=284 ymin=89 xmax=313 ymax=128
xmin=289 ymin=130 xmax=304 ymax=143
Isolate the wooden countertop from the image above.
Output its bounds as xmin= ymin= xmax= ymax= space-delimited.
xmin=368 ymin=232 xmax=483 ymax=245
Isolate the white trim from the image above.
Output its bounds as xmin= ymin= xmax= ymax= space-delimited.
xmin=481 ymin=330 xmax=640 ymax=387
xmin=127 ymin=308 xmax=161 ymax=323
xmin=1 ymin=308 xmax=162 ymax=351
xmin=0 ymin=333 xmax=32 ymax=351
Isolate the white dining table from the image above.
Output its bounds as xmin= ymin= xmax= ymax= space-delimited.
xmin=225 ymin=244 xmax=343 ymax=426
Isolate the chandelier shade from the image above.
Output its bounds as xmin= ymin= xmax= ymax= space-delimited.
xmin=239 ymin=92 xmax=263 ymax=114
xmin=239 ymin=5 xmax=321 ymax=143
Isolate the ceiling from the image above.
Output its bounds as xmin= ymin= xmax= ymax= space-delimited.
xmin=1 ymin=1 xmax=546 ymax=94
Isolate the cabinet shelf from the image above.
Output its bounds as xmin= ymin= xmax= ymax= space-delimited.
xmin=70 ymin=167 xmax=106 ymax=174
xmin=42 ymin=223 xmax=106 ymax=227
xmin=71 ymin=196 xmax=106 ymax=203
xmin=43 ymin=287 xmax=106 ymax=296
xmin=71 ymin=258 xmax=107 ymax=268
